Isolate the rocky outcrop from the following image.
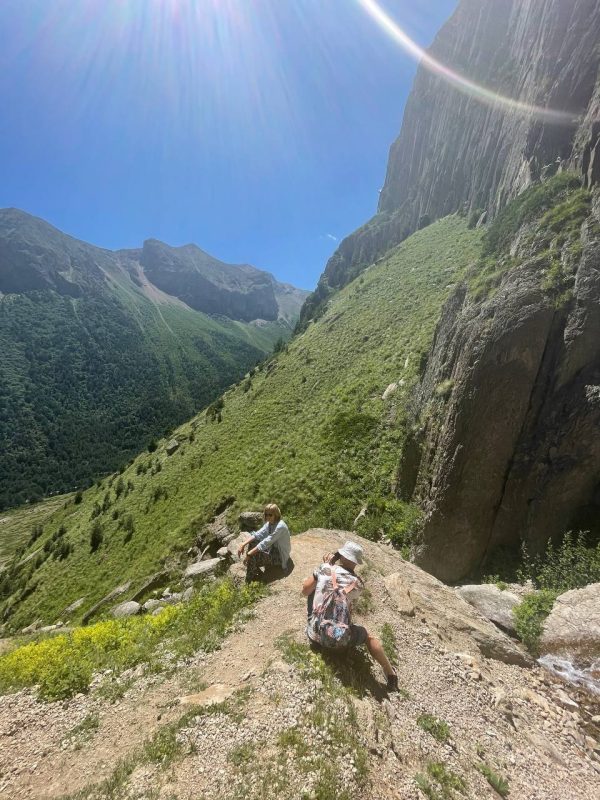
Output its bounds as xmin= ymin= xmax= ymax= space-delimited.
xmin=82 ymin=581 xmax=131 ymax=624
xmin=184 ymin=558 xmax=223 ymax=579
xmin=383 ymin=559 xmax=531 ymax=667
xmin=408 ymin=188 xmax=600 ymax=581
xmin=457 ymin=585 xmax=520 ymax=636
xmin=540 ymin=583 xmax=600 ymax=665
xmin=302 ymin=0 xmax=600 ymax=314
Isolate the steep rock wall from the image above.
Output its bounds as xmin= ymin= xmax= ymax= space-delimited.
xmin=407 ymin=189 xmax=600 ymax=582
xmin=305 ymin=0 xmax=600 ymax=314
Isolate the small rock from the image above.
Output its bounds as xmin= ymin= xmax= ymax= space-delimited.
xmin=382 ymin=382 xmax=398 ymax=400
xmin=111 ymin=601 xmax=141 ymax=619
xmin=166 ymin=439 xmax=180 ymax=455
xmin=143 ymin=599 xmax=162 ymax=612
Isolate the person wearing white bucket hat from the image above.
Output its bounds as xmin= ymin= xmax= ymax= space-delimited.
xmin=302 ymin=540 xmax=398 ymax=692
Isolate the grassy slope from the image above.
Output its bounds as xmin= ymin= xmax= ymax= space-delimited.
xmin=0 ymin=496 xmax=72 ymax=570
xmin=3 ymin=217 xmax=482 ymax=629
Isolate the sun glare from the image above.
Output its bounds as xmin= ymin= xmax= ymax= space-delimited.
xmin=356 ymin=0 xmax=577 ymax=124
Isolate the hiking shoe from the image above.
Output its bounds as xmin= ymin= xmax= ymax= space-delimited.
xmin=387 ymin=673 xmax=399 ymax=692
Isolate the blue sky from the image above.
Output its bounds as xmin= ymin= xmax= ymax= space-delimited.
xmin=0 ymin=0 xmax=457 ymax=290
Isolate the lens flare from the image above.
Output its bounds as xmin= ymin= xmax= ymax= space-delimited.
xmin=356 ymin=0 xmax=577 ymax=125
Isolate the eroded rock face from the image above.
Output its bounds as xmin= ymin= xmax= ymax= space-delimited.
xmin=540 ymin=583 xmax=600 ymax=665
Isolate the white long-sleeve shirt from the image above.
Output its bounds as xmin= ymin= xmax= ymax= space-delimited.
xmin=253 ymin=519 xmax=291 ymax=567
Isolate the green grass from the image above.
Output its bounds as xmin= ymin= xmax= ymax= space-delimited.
xmin=0 ymin=494 xmax=72 ymax=569
xmin=0 ymin=578 xmax=263 ymax=700
xmin=466 ymin=173 xmax=590 ymax=301
xmin=475 ymin=762 xmax=509 ymax=797
xmin=415 ymin=761 xmax=467 ymax=799
xmin=1 ymin=217 xmax=482 ymax=630
xmin=417 ymin=714 xmax=451 ymax=743
xmin=512 ymin=589 xmax=556 ymax=655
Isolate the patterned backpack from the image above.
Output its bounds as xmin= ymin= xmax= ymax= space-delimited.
xmin=313 ymin=567 xmax=358 ymax=649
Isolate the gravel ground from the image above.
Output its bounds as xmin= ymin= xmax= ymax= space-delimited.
xmin=0 ymin=530 xmax=599 ymax=800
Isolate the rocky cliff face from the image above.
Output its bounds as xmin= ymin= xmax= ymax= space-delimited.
xmin=405 ymin=179 xmax=600 ymax=582
xmin=302 ymin=0 xmax=600 ymax=320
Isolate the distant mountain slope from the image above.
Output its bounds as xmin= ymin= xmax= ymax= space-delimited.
xmin=0 ymin=209 xmax=308 ymax=509
xmin=124 ymin=238 xmax=306 ymax=323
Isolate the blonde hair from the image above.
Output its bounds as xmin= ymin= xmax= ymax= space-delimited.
xmin=263 ymin=503 xmax=281 ymax=523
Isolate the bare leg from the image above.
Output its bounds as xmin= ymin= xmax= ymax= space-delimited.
xmin=365 ymin=633 xmax=395 ymax=677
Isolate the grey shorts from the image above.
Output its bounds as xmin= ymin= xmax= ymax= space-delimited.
xmin=348 ymin=624 xmax=368 ymax=647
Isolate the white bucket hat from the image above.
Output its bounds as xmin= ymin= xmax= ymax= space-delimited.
xmin=338 ymin=541 xmax=363 ymax=565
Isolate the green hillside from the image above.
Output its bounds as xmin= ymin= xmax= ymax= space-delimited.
xmin=0 ymin=269 xmax=291 ymax=512
xmin=1 ymin=216 xmax=482 ymax=630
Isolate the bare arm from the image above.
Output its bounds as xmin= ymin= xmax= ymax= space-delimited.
xmin=301 ymin=575 xmax=317 ymax=597
xmin=237 ymin=536 xmax=256 ymax=558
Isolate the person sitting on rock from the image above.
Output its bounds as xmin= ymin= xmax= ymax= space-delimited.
xmin=237 ymin=503 xmax=291 ymax=582
xmin=302 ymin=540 xmax=398 ymax=692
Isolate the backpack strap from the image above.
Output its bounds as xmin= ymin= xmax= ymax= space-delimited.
xmin=331 ymin=566 xmax=358 ymax=595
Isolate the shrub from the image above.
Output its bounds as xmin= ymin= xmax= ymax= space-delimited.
xmin=74 ymin=491 xmax=83 ymax=505
xmin=27 ymin=524 xmax=44 ymax=547
xmin=475 ymin=763 xmax=509 ymax=797
xmin=380 ymin=623 xmax=398 ymax=667
xmin=417 ymin=714 xmax=450 ymax=743
xmin=0 ymin=578 xmax=263 ymax=701
xmin=519 ymin=530 xmax=600 ymax=593
xmin=90 ymin=522 xmax=103 ymax=553
xmin=513 ymin=589 xmax=556 ymax=654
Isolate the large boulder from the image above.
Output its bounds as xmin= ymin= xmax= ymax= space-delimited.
xmin=111 ymin=601 xmax=141 ymax=619
xmin=166 ymin=439 xmax=180 ymax=455
xmin=239 ymin=511 xmax=264 ymax=532
xmin=383 ymin=563 xmax=531 ymax=667
xmin=197 ymin=509 xmax=235 ymax=548
xmin=540 ymin=582 xmax=600 ymax=665
xmin=184 ymin=558 xmax=223 ymax=579
xmin=457 ymin=584 xmax=520 ymax=636
xmin=142 ymin=599 xmax=163 ymax=613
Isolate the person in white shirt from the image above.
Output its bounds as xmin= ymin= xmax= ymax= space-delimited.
xmin=302 ymin=541 xmax=398 ymax=692
xmin=237 ymin=503 xmax=291 ymax=582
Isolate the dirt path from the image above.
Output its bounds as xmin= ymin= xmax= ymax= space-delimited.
xmin=1 ymin=530 xmax=599 ymax=800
